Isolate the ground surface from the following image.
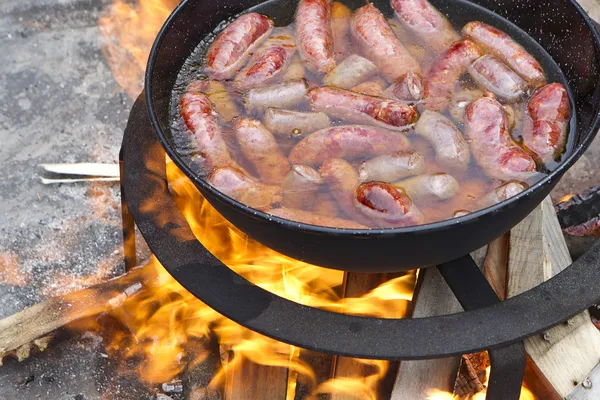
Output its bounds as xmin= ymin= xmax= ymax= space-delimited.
xmin=0 ymin=0 xmax=599 ymax=399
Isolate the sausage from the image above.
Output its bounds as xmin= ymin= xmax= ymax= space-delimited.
xmin=288 ymin=125 xmax=411 ymax=166
xmin=414 ymin=110 xmax=471 ymax=170
xmin=449 ymin=88 xmax=483 ymax=123
xmin=180 ymin=84 xmax=235 ymax=172
xmin=463 ymin=21 xmax=545 ymax=86
xmin=521 ymin=83 xmax=570 ymax=164
xmin=323 ymin=54 xmax=378 ymax=89
xmin=354 ymin=182 xmax=425 ymax=228
xmin=208 ymin=166 xmax=282 ymax=210
xmin=464 ymin=96 xmax=537 ymax=181
xmin=295 ymin=0 xmax=336 ymax=73
xmin=205 ymin=13 xmax=274 ymax=80
xmin=234 ymin=117 xmax=291 ymax=184
xmin=192 ymin=80 xmax=240 ymax=122
xmin=351 ymin=80 xmax=387 ymax=97
xmin=468 ymin=55 xmax=527 ymax=102
xmin=384 ymin=72 xmax=428 ymax=103
xmin=309 ymin=87 xmax=419 ymax=131
xmin=312 ymin=191 xmax=340 ymax=217
xmin=269 ymin=207 xmax=368 ymax=229
xmin=351 ymin=4 xmax=421 ymax=81
xmin=319 ymin=158 xmax=373 ymax=225
xmin=262 ymin=108 xmax=331 ymax=138
xmin=358 ymin=151 xmax=425 ymax=182
xmin=425 ymin=40 xmax=482 ymax=111
xmin=391 ymin=173 xmax=460 ymax=201
xmin=478 ymin=181 xmax=527 ymax=209
xmin=390 ymin=0 xmax=459 ymax=54
xmin=282 ymin=164 xmax=323 ymax=209
xmin=244 ymin=79 xmax=309 ymax=115
xmin=331 ymin=2 xmax=352 ymax=61
xmin=282 ymin=54 xmax=306 ymax=81
xmin=233 ymin=28 xmax=296 ymax=90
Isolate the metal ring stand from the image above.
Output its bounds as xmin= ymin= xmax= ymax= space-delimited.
xmin=120 ymin=94 xmax=600 ymax=400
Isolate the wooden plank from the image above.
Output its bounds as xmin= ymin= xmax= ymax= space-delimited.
xmin=223 ymin=356 xmax=288 ymax=400
xmin=508 ymin=197 xmax=600 ymax=398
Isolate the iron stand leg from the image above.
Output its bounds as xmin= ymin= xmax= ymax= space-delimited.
xmin=119 ymin=147 xmax=137 ymax=271
xmin=438 ymin=256 xmax=526 ymax=400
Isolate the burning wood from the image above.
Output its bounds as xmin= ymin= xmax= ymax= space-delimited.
xmin=556 ymin=185 xmax=600 ymax=237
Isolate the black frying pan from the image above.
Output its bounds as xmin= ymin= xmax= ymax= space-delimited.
xmin=146 ymin=0 xmax=600 ymax=272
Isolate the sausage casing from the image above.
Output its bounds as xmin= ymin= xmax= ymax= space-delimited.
xmin=391 ymin=173 xmax=460 ymax=201
xmin=415 ymin=110 xmax=470 ymax=170
xmin=331 ymin=2 xmax=352 ymax=61
xmin=384 ymin=72 xmax=427 ymax=103
xmin=208 ymin=167 xmax=282 ymax=210
xmin=288 ymin=125 xmax=411 ymax=166
xmin=262 ymin=108 xmax=331 ymax=138
xmin=205 ymin=13 xmax=274 ymax=80
xmin=358 ymin=151 xmax=425 ymax=182
xmin=282 ymin=164 xmax=323 ymax=209
xmin=468 ymin=55 xmax=527 ymax=102
xmin=351 ymin=4 xmax=421 ymax=81
xmin=244 ymin=79 xmax=309 ymax=115
xmin=354 ymin=182 xmax=425 ymax=228
xmin=309 ymin=86 xmax=419 ymax=131
xmin=295 ymin=0 xmax=336 ymax=73
xmin=323 ymin=54 xmax=378 ymax=89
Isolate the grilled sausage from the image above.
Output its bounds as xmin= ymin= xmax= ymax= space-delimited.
xmin=269 ymin=207 xmax=368 ymax=229
xmin=468 ymin=55 xmax=527 ymax=102
xmin=323 ymin=54 xmax=378 ymax=89
xmin=295 ymin=0 xmax=336 ymax=73
xmin=521 ymin=83 xmax=570 ymax=164
xmin=320 ymin=158 xmax=373 ymax=225
xmin=208 ymin=166 xmax=282 ymax=210
xmin=351 ymin=80 xmax=387 ymax=97
xmin=358 ymin=151 xmax=425 ymax=182
xmin=478 ymin=181 xmax=527 ymax=208
xmin=180 ymin=83 xmax=236 ymax=172
xmin=463 ymin=21 xmax=545 ymax=86
xmin=351 ymin=4 xmax=421 ymax=81
xmin=282 ymin=164 xmax=323 ymax=209
xmin=262 ymin=108 xmax=331 ymax=138
xmin=449 ymin=89 xmax=484 ymax=123
xmin=355 ymin=182 xmax=425 ymax=228
xmin=390 ymin=0 xmax=459 ymax=54
xmin=391 ymin=173 xmax=460 ymax=201
xmin=288 ymin=125 xmax=411 ymax=166
xmin=234 ymin=28 xmax=296 ymax=90
xmin=234 ymin=117 xmax=290 ymax=184
xmin=415 ymin=110 xmax=470 ymax=170
xmin=384 ymin=72 xmax=427 ymax=103
xmin=205 ymin=13 xmax=274 ymax=80
xmin=464 ymin=96 xmax=537 ymax=181
xmin=309 ymin=87 xmax=419 ymax=131
xmin=331 ymin=2 xmax=352 ymax=61
xmin=425 ymin=40 xmax=482 ymax=111
xmin=244 ymin=79 xmax=309 ymax=115
xmin=192 ymin=80 xmax=240 ymax=123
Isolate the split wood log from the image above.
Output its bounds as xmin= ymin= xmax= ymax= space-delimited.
xmin=0 ymin=264 xmax=158 ymax=364
xmin=223 ymin=355 xmax=289 ymax=400
xmin=508 ymin=197 xmax=600 ymax=398
xmin=184 ymin=336 xmax=223 ymax=400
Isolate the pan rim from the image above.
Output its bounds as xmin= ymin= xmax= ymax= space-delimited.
xmin=145 ymin=0 xmax=600 ymax=238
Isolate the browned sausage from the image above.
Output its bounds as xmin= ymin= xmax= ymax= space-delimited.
xmin=354 ymin=182 xmax=425 ymax=228
xmin=180 ymin=82 xmax=236 ymax=172
xmin=234 ymin=117 xmax=291 ymax=184
xmin=384 ymin=72 xmax=427 ymax=103
xmin=415 ymin=110 xmax=470 ymax=170
xmin=464 ymin=96 xmax=537 ymax=181
xmin=319 ymin=158 xmax=373 ymax=225
xmin=478 ymin=181 xmax=527 ymax=208
xmin=351 ymin=4 xmax=421 ymax=81
xmin=331 ymin=2 xmax=352 ymax=61
xmin=244 ymin=79 xmax=309 ymax=115
xmin=463 ymin=21 xmax=545 ymax=86
xmin=208 ymin=167 xmax=282 ymax=210
xmin=309 ymin=87 xmax=419 ymax=131
xmin=262 ymin=108 xmax=331 ymax=138
xmin=390 ymin=0 xmax=459 ymax=54
xmin=282 ymin=164 xmax=323 ymax=209
xmin=323 ymin=54 xmax=378 ymax=89
xmin=449 ymin=88 xmax=484 ymax=123
xmin=521 ymin=83 xmax=570 ymax=164
xmin=391 ymin=173 xmax=460 ymax=201
xmin=295 ymin=0 xmax=336 ymax=73
xmin=233 ymin=28 xmax=296 ymax=90
xmin=288 ymin=125 xmax=411 ymax=166
xmin=351 ymin=80 xmax=387 ymax=97
xmin=468 ymin=55 xmax=527 ymax=102
xmin=425 ymin=40 xmax=482 ymax=111
xmin=269 ymin=207 xmax=368 ymax=229
xmin=205 ymin=13 xmax=274 ymax=80
xmin=358 ymin=151 xmax=425 ymax=182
